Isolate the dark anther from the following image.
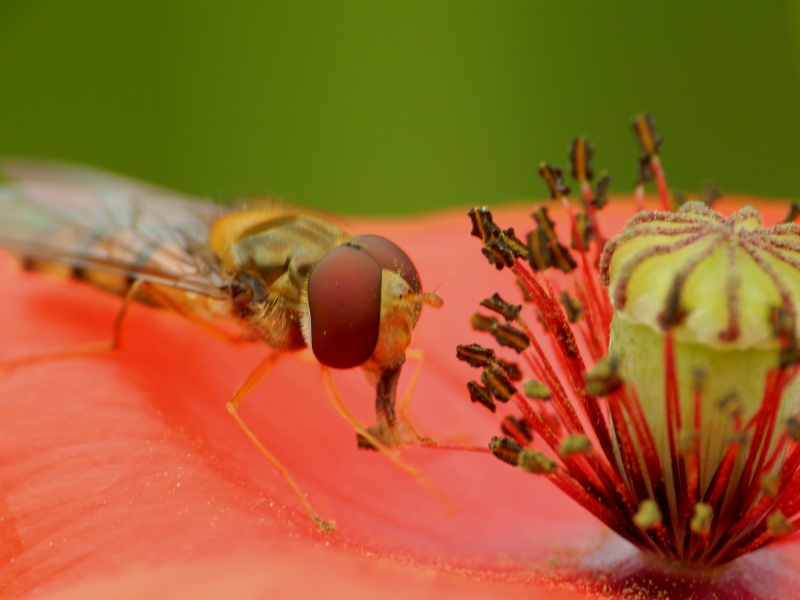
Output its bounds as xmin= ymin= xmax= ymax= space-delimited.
xmin=481 ymin=366 xmax=516 ymax=403
xmin=481 ymin=240 xmax=515 ymax=270
xmin=480 ymin=292 xmax=522 ymax=322
xmin=528 ymin=207 xmax=577 ymax=274
xmin=498 ymin=227 xmax=530 ymax=261
xmin=633 ymin=114 xmax=663 ymax=189
xmin=530 ymin=207 xmax=558 ymax=238
xmin=469 ymin=308 xmax=530 ymax=354
xmin=591 ymin=173 xmax=611 ymax=209
xmin=468 ymin=206 xmax=501 ymax=243
xmin=473 ymin=212 xmax=530 ymax=270
xmin=783 ymin=202 xmax=800 ymax=224
xmin=493 ymin=323 xmax=531 ymax=353
xmin=501 ymin=416 xmax=533 ymax=443
xmin=471 ymin=312 xmax=499 ymax=333
xmin=467 ymin=380 xmax=496 ymax=412
xmin=569 ymin=137 xmax=594 ymax=182
xmin=497 ymin=359 xmax=523 ymax=382
xmin=527 ymin=228 xmax=551 ymax=271
xmin=637 ymin=155 xmax=655 ymax=186
xmin=456 ymin=343 xmax=496 ymax=368
xmin=489 ymin=436 xmax=523 ymax=467
xmin=538 ymin=163 xmax=571 ymax=199
xmin=633 ymin=113 xmax=662 ymax=158
xmin=571 ymin=212 xmax=594 ymax=251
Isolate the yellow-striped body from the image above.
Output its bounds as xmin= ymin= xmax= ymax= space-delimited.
xmin=0 ymin=161 xmax=354 ymax=352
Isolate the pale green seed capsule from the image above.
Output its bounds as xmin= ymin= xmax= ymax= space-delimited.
xmin=600 ymin=202 xmax=800 ymax=526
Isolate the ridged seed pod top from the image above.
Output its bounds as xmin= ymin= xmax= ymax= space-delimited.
xmin=599 ymin=201 xmax=800 ymax=350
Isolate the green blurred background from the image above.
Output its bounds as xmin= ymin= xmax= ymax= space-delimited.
xmin=1 ymin=1 xmax=799 ymax=214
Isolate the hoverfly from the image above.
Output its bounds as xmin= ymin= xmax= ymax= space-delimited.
xmin=0 ymin=161 xmax=443 ymax=530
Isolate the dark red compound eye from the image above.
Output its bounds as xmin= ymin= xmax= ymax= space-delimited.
xmin=347 ymin=235 xmax=421 ymax=294
xmin=307 ymin=245 xmax=382 ymax=369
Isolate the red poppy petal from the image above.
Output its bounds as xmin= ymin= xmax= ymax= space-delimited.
xmin=3 ymin=200 xmax=800 ymax=599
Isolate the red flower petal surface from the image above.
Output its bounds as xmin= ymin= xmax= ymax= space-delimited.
xmin=2 ymin=201 xmax=800 ymax=599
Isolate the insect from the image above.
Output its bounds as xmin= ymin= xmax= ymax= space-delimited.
xmin=0 ymin=161 xmax=443 ymax=530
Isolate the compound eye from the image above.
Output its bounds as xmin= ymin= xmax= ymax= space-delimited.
xmin=307 ymin=245 xmax=381 ymax=369
xmin=348 ymin=234 xmax=421 ymax=294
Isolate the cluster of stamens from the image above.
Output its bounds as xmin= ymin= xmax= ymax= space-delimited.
xmin=458 ymin=115 xmax=800 ymax=566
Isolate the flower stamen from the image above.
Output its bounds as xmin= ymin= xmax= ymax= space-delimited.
xmin=633 ymin=113 xmax=669 ymax=211
xmin=459 ymin=115 xmax=800 ymax=566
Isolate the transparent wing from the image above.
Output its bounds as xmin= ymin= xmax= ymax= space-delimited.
xmin=0 ymin=160 xmax=231 ymax=299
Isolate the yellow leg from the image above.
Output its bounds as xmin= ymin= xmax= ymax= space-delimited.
xmin=395 ymin=348 xmax=436 ymax=444
xmin=320 ymin=367 xmax=458 ymax=517
xmin=226 ymin=351 xmax=336 ymax=532
xmin=0 ymin=278 xmax=144 ymax=375
xmin=394 ymin=348 xmax=492 ymax=455
xmin=1 ymin=277 xmax=248 ymax=377
xmin=110 ymin=278 xmax=145 ymax=348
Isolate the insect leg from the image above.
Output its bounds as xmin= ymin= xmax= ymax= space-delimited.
xmin=0 ymin=278 xmax=144 ymax=376
xmin=394 ymin=348 xmax=436 ymax=444
xmin=320 ymin=366 xmax=457 ymax=516
xmin=397 ymin=349 xmax=494 ymax=456
xmin=109 ymin=278 xmax=145 ymax=347
xmin=226 ymin=351 xmax=336 ymax=532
